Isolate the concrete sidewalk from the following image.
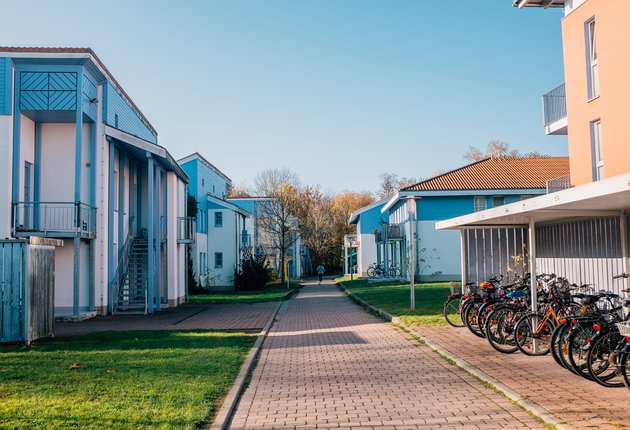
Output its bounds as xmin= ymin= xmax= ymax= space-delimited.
xmin=228 ymin=282 xmax=545 ymax=429
xmin=415 ymin=324 xmax=630 ymax=430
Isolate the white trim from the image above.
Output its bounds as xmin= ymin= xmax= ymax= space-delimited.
xmin=436 ymin=173 xmax=630 ymax=230
xmin=207 ymin=194 xmax=251 ymax=218
xmin=105 ymin=125 xmax=165 ymax=157
xmin=348 ymin=199 xmax=388 ymax=224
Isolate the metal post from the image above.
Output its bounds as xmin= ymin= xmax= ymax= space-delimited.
xmin=528 ymin=217 xmax=538 ymax=354
xmin=350 ymin=245 xmax=354 ymax=281
xmin=410 ymin=213 xmax=415 ymax=310
xmin=460 ymin=230 xmax=467 ymax=294
xmin=620 ymin=213 xmax=629 ymax=293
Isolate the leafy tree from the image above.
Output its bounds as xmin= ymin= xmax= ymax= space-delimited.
xmin=186 ymin=194 xmax=200 ymax=294
xmin=227 ymin=182 xmax=253 ymax=198
xmin=234 ymin=254 xmax=273 ymax=291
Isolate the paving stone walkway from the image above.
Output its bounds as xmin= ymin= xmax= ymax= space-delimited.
xmin=416 ymin=324 xmax=630 ymax=430
xmin=55 ymin=302 xmax=278 ymax=337
xmin=229 ymin=282 xmax=545 ymax=429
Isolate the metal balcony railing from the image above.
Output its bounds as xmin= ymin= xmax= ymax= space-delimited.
xmin=12 ymin=201 xmax=97 ymax=239
xmin=176 ymin=217 xmax=196 ymax=244
xmin=542 ymin=83 xmax=567 ymax=127
xmin=546 ymin=175 xmax=571 ymax=194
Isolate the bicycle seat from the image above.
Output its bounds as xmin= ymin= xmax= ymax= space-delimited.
xmin=507 ymin=290 xmax=526 ymax=298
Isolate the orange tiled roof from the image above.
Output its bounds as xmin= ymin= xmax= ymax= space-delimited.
xmin=402 ymin=156 xmax=570 ymax=191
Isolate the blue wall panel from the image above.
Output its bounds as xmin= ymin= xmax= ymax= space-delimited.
xmin=19 ymin=71 xmax=77 ymax=111
xmin=104 ymin=82 xmax=157 ymax=144
xmin=0 ymin=58 xmax=11 ymax=115
xmin=418 ymin=196 xmax=475 ymax=221
xmin=359 ymin=204 xmax=387 ymax=234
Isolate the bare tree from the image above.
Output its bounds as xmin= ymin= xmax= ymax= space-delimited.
xmin=377 ymin=173 xmax=398 ymax=200
xmin=464 ymin=139 xmax=522 ymax=162
xmin=253 ymin=168 xmax=302 ymax=282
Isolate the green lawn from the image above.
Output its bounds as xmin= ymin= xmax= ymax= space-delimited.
xmin=0 ymin=330 xmax=256 ymax=429
xmin=188 ymin=287 xmax=290 ymax=305
xmin=337 ymin=278 xmax=459 ymax=326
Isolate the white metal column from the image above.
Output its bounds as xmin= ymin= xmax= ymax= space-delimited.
xmin=460 ymin=230 xmax=467 ymax=294
xmin=528 ymin=217 xmax=539 ymax=353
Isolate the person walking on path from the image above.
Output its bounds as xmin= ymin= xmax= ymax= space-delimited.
xmin=316 ymin=264 xmax=325 ymax=284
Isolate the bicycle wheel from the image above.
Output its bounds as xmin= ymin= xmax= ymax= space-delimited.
xmin=367 ymin=267 xmax=375 ymax=278
xmin=567 ymin=325 xmax=595 ymax=379
xmin=485 ymin=306 xmax=520 ymax=354
xmin=514 ymin=313 xmax=554 ymax=356
xmin=550 ymin=322 xmax=570 ymax=369
xmin=620 ymin=351 xmax=630 ymax=389
xmin=477 ymin=302 xmax=499 ymax=335
xmin=443 ymin=297 xmax=464 ymax=327
xmin=388 ymin=268 xmax=397 ymax=278
xmin=463 ymin=301 xmax=485 ymax=338
xmin=587 ymin=331 xmax=625 ymax=387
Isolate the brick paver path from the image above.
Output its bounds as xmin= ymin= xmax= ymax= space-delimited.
xmin=416 ymin=325 xmax=630 ymax=430
xmin=55 ymin=302 xmax=278 ymax=337
xmin=229 ymin=282 xmax=544 ymax=429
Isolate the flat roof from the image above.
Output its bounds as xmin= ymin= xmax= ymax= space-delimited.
xmin=436 ymin=173 xmax=630 ymax=229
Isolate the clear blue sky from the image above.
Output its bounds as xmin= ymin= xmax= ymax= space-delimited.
xmin=1 ymin=0 xmax=566 ymax=193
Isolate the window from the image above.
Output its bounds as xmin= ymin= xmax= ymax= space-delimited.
xmin=586 ymin=18 xmax=599 ymax=99
xmin=202 ymin=178 xmax=205 ymax=186
xmin=214 ymin=211 xmax=223 ymax=227
xmin=474 ymin=196 xmax=487 ymax=212
xmin=492 ymin=196 xmax=504 ymax=207
xmin=520 ymin=195 xmax=533 ymax=201
xmin=591 ymin=120 xmax=604 ymax=180
xmin=114 ymin=114 xmax=119 ymax=128
xmin=214 ymin=252 xmax=223 ymax=268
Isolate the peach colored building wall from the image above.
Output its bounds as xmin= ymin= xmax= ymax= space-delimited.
xmin=562 ymin=0 xmax=630 ymax=186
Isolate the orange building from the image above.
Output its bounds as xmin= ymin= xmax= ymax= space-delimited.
xmin=519 ymin=0 xmax=630 ymax=185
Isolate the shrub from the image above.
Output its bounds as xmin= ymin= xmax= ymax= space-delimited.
xmin=234 ymin=255 xmax=273 ymax=291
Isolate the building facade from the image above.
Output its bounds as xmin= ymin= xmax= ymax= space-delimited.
xmin=0 ymin=47 xmax=191 ymax=318
xmin=378 ymin=157 xmax=570 ymax=281
xmin=435 ymin=2 xmax=630 ymax=296
xmin=347 ymin=200 xmax=387 ymax=277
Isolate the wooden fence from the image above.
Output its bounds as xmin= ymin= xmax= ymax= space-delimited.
xmin=0 ymin=239 xmax=56 ymax=343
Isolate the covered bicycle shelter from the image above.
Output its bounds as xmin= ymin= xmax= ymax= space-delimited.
xmin=436 ymin=173 xmax=630 ymax=316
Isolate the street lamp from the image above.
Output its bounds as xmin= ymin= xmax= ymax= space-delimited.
xmin=407 ymin=198 xmax=417 ymax=310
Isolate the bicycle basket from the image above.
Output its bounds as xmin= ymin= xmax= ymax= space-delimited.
xmin=616 ymin=322 xmax=630 ymax=337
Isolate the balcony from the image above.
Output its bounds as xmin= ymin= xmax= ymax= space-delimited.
xmin=542 ymin=83 xmax=568 ymax=135
xmin=12 ymin=202 xmax=96 ymax=239
xmin=176 ymin=217 xmax=196 ymax=244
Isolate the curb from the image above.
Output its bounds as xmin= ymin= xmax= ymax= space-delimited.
xmin=335 ymin=282 xmax=574 ymax=430
xmin=209 ymin=286 xmax=300 ymax=430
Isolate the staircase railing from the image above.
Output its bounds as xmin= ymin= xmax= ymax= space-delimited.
xmin=111 ymin=216 xmax=136 ymax=314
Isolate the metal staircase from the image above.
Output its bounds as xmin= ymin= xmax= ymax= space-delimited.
xmin=114 ymin=238 xmax=148 ymax=314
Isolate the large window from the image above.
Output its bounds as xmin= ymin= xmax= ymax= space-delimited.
xmin=214 ymin=211 xmax=223 ymax=227
xmin=591 ymin=120 xmax=604 ymax=180
xmin=214 ymin=252 xmax=223 ymax=268
xmin=586 ymin=18 xmax=599 ymax=99
xmin=474 ymin=196 xmax=487 ymax=212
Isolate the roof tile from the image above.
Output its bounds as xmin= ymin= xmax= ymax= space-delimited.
xmin=402 ymin=157 xmax=570 ymax=191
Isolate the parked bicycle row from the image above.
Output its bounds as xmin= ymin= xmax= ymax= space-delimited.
xmin=443 ymin=272 xmax=630 ymax=389
xmin=366 ymin=262 xmax=402 ymax=279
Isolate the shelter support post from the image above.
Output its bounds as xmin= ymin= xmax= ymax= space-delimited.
xmin=528 ymin=217 xmax=538 ymax=354
xmin=620 ymin=213 xmax=629 ymax=292
xmin=460 ymin=230 xmax=467 ymax=294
